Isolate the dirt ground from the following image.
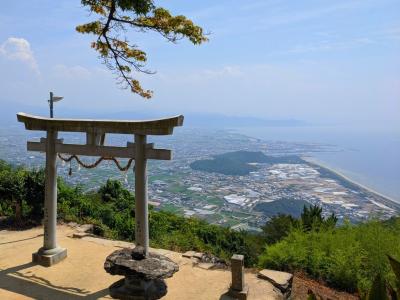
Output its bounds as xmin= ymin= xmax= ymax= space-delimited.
xmin=0 ymin=225 xmax=281 ymax=300
xmin=291 ymin=273 xmax=359 ymax=300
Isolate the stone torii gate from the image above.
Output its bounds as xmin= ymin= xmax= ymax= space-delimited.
xmin=17 ymin=112 xmax=183 ymax=267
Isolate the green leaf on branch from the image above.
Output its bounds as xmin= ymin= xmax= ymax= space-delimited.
xmin=77 ymin=0 xmax=208 ymax=98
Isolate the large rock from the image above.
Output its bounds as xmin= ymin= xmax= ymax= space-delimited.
xmin=105 ymin=248 xmax=179 ymax=299
xmin=258 ymin=269 xmax=293 ymax=294
xmin=104 ymin=248 xmax=179 ymax=281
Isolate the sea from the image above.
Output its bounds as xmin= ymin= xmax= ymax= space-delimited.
xmin=235 ymin=126 xmax=400 ymax=204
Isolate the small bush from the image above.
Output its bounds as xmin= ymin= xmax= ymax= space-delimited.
xmin=259 ymin=220 xmax=400 ymax=296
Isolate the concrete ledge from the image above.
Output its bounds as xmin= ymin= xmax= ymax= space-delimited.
xmin=32 ymin=248 xmax=67 ymax=267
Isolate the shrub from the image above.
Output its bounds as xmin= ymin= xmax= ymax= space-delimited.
xmin=262 ymin=214 xmax=297 ymax=244
xmin=259 ymin=219 xmax=400 ymax=295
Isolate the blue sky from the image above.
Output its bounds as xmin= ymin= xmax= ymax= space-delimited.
xmin=0 ymin=0 xmax=399 ymax=128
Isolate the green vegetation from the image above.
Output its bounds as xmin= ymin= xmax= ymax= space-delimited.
xmin=0 ymin=161 xmax=45 ymax=224
xmin=77 ymin=0 xmax=207 ymax=98
xmin=190 ymin=157 xmax=257 ymax=175
xmin=190 ymin=151 xmax=305 ymax=175
xmin=261 ymin=214 xmax=297 ymax=245
xmin=261 ymin=206 xmax=337 ymax=245
xmin=1 ymin=159 xmax=399 ymax=297
xmin=259 ymin=216 xmax=400 ymax=297
xmin=213 ymin=151 xmax=305 ymax=164
xmin=255 ymin=198 xmax=310 ymax=218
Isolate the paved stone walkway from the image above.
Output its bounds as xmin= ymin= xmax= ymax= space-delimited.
xmin=0 ymin=225 xmax=282 ymax=300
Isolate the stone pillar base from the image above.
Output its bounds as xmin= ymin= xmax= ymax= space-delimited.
xmin=105 ymin=247 xmax=179 ymax=300
xmin=228 ymin=284 xmax=249 ymax=300
xmin=32 ymin=247 xmax=67 ymax=267
xmin=109 ymin=277 xmax=167 ymax=300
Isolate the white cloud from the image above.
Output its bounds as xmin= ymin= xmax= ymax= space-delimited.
xmin=53 ymin=64 xmax=91 ymax=79
xmin=0 ymin=37 xmax=39 ymax=74
xmin=202 ymin=66 xmax=243 ymax=78
xmin=379 ymin=26 xmax=400 ymax=41
xmin=287 ymin=37 xmax=374 ymax=54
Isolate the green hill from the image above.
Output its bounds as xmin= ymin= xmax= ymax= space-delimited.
xmin=190 ymin=151 xmax=305 ymax=175
xmin=254 ymin=198 xmax=310 ymax=218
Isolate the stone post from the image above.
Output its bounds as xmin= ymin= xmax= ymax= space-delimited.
xmin=228 ymin=254 xmax=248 ymax=300
xmin=44 ymin=129 xmax=58 ymax=250
xmin=32 ymin=130 xmax=67 ymax=266
xmin=135 ymin=134 xmax=149 ymax=256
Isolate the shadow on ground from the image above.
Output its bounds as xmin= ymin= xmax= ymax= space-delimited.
xmin=0 ymin=234 xmax=43 ymax=245
xmin=219 ymin=291 xmax=235 ymax=300
xmin=0 ymin=262 xmax=110 ymax=299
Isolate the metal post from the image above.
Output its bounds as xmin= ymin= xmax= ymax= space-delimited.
xmin=135 ymin=134 xmax=149 ymax=256
xmin=49 ymin=92 xmax=54 ymax=118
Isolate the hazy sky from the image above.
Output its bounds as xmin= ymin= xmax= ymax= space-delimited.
xmin=0 ymin=0 xmax=399 ymax=127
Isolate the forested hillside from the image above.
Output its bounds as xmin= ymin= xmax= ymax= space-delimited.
xmin=1 ymin=159 xmax=399 ymax=298
xmin=190 ymin=151 xmax=305 ymax=175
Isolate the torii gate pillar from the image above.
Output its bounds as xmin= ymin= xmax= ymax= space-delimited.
xmin=134 ymin=134 xmax=149 ymax=255
xmin=33 ymin=129 xmax=67 ymax=266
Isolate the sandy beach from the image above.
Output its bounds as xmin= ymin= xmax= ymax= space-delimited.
xmin=302 ymin=156 xmax=400 ymax=209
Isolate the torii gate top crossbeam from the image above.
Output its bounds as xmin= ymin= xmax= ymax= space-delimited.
xmin=17 ymin=113 xmax=184 ymax=135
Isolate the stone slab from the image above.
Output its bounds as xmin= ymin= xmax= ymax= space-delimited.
xmin=182 ymin=251 xmax=196 ymax=258
xmin=258 ymin=269 xmax=293 ymax=293
xmin=72 ymin=232 xmax=94 ymax=239
xmin=193 ymin=252 xmax=204 ymax=260
xmin=104 ymin=248 xmax=179 ymax=280
xmin=197 ymin=263 xmax=215 ymax=270
xmin=32 ymin=248 xmax=67 ymax=267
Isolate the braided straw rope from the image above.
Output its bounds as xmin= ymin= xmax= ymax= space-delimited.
xmin=58 ymin=154 xmax=134 ymax=172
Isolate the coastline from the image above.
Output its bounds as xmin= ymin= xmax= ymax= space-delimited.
xmin=235 ymin=126 xmax=400 ymax=206
xmin=302 ymin=156 xmax=400 ymax=210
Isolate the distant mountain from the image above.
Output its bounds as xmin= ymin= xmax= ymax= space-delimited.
xmin=181 ymin=113 xmax=308 ymax=128
xmin=94 ymin=112 xmax=308 ymax=128
xmin=190 ymin=151 xmax=305 ymax=175
xmin=0 ymin=101 xmax=45 ymax=125
xmin=0 ymin=105 xmax=308 ymax=128
xmin=0 ymin=101 xmax=93 ymax=125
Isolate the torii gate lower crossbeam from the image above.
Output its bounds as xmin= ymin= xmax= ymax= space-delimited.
xmin=17 ymin=113 xmax=183 ymax=266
